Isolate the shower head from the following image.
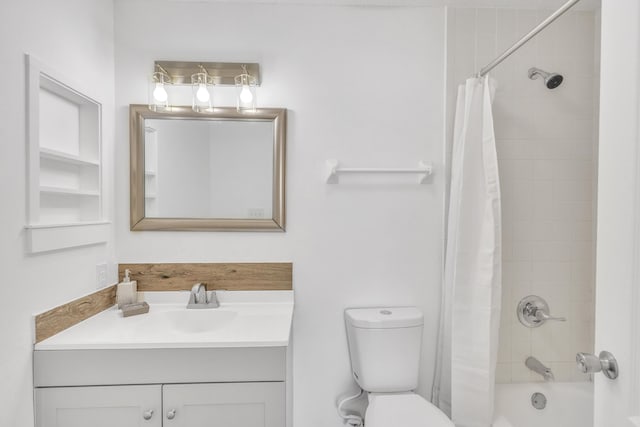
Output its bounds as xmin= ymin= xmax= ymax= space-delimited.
xmin=528 ymin=67 xmax=564 ymax=89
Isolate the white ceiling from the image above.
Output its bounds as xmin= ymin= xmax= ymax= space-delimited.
xmin=168 ymin=0 xmax=601 ymax=10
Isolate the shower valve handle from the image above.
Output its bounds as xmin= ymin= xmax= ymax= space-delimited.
xmin=517 ymin=295 xmax=567 ymax=328
xmin=534 ymin=309 xmax=566 ymax=322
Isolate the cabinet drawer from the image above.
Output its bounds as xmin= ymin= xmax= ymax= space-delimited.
xmin=34 ymin=347 xmax=286 ymax=387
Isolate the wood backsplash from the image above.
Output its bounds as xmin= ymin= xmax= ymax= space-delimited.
xmin=118 ymin=263 xmax=293 ymax=291
xmin=35 ymin=285 xmax=117 ymax=343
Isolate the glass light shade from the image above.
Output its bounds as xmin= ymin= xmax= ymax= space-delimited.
xmin=148 ymin=71 xmax=170 ymax=112
xmin=191 ymin=73 xmax=214 ymax=113
xmin=234 ymin=74 xmax=257 ymax=112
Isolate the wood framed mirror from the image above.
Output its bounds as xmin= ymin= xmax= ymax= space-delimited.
xmin=130 ymin=105 xmax=286 ymax=231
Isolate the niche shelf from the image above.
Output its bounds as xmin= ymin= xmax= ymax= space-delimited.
xmin=39 ymin=186 xmax=101 ymax=197
xmin=40 ymin=147 xmax=100 ymax=167
xmin=25 ymin=55 xmax=109 ymax=253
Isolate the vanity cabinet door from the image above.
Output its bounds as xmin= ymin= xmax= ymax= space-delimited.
xmin=35 ymin=385 xmax=161 ymax=427
xmin=162 ymin=382 xmax=285 ymax=427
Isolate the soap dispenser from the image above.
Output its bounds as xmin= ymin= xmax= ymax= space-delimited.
xmin=116 ymin=269 xmax=137 ymax=309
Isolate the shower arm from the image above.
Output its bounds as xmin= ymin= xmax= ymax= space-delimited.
xmin=476 ymin=0 xmax=581 ymax=77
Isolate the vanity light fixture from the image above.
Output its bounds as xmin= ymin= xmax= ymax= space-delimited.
xmin=149 ymin=64 xmax=172 ymax=112
xmin=148 ymin=61 xmax=261 ymax=113
xmin=191 ymin=65 xmax=214 ymax=113
xmin=235 ymin=65 xmax=257 ymax=112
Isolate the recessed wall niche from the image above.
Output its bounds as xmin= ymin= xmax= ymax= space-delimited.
xmin=25 ymin=55 xmax=108 ymax=253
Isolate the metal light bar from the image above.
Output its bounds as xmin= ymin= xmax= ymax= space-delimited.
xmin=155 ymin=61 xmax=261 ymax=86
xmin=477 ymin=0 xmax=581 ymax=77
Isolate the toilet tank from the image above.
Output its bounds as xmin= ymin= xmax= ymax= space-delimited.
xmin=345 ymin=307 xmax=424 ymax=393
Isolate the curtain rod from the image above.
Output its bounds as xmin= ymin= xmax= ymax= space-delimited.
xmin=476 ymin=0 xmax=582 ymax=78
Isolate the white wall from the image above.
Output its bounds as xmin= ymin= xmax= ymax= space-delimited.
xmin=0 ymin=0 xmax=116 ymax=426
xmin=594 ymin=0 xmax=640 ymax=425
xmin=114 ymin=2 xmax=446 ymax=426
xmin=446 ymin=8 xmax=599 ymax=383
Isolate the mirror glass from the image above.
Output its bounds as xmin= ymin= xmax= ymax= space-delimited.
xmin=130 ymin=105 xmax=286 ymax=231
xmin=144 ymin=119 xmax=273 ymax=219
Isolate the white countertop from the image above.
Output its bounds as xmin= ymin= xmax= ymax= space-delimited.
xmin=35 ymin=291 xmax=294 ymax=350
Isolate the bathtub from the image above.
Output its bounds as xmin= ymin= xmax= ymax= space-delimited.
xmin=493 ymin=382 xmax=593 ymax=427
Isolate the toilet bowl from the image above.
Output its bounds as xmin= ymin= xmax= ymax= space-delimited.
xmin=366 ymin=393 xmax=453 ymax=427
xmin=345 ymin=307 xmax=453 ymax=427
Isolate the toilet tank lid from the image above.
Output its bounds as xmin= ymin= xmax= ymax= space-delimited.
xmin=345 ymin=307 xmax=423 ymax=329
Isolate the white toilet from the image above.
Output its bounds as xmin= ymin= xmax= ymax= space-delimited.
xmin=345 ymin=307 xmax=454 ymax=427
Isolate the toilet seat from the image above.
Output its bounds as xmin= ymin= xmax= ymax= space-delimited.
xmin=366 ymin=393 xmax=454 ymax=427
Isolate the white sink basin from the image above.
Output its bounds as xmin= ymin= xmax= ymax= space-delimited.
xmin=152 ymin=309 xmax=238 ymax=333
xmin=34 ymin=291 xmax=294 ymax=350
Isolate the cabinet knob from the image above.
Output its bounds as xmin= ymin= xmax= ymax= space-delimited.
xmin=143 ymin=409 xmax=154 ymax=420
xmin=167 ymin=409 xmax=176 ymax=420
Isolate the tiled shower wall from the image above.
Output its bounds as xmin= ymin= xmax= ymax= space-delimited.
xmin=447 ymin=8 xmax=599 ymax=382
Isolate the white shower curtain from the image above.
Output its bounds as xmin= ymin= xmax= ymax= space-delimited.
xmin=433 ymin=75 xmax=502 ymax=427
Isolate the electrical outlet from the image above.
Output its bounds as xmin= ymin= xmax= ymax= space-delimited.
xmin=96 ymin=263 xmax=108 ymax=289
xmin=247 ymin=208 xmax=265 ymax=218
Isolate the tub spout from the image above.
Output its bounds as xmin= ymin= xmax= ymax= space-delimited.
xmin=525 ymin=356 xmax=554 ymax=381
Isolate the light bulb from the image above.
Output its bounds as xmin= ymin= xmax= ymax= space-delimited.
xmin=240 ymin=85 xmax=253 ymax=103
xmin=153 ymin=83 xmax=168 ymax=102
xmin=196 ymin=84 xmax=210 ymax=103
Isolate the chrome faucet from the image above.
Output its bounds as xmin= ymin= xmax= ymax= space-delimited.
xmin=525 ymin=356 xmax=554 ymax=381
xmin=187 ymin=283 xmax=220 ymax=309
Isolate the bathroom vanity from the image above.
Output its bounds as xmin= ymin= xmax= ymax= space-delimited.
xmin=33 ymin=291 xmax=294 ymax=427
